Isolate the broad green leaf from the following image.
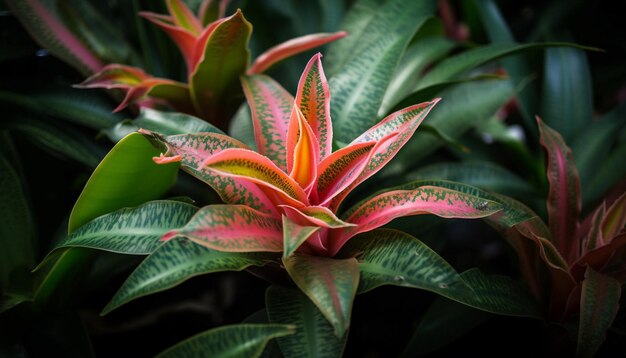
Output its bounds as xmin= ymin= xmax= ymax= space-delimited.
xmin=266 ymin=285 xmax=347 ymax=358
xmin=228 ymin=103 xmax=258 ymax=150
xmin=407 ymin=161 xmax=534 ymax=197
xmin=156 ymin=324 xmax=295 ymax=358
xmin=385 ymin=78 xmax=514 ymax=172
xmin=541 ymin=47 xmax=593 ymax=143
xmin=538 ymin=118 xmax=581 ymax=258
xmin=162 ymin=205 xmax=284 ymax=252
xmin=54 ymin=200 xmax=197 ymax=255
xmin=69 ymin=132 xmax=179 ymax=233
xmin=328 ymin=0 xmax=436 ymax=143
xmin=103 ymin=237 xmax=275 ymax=315
xmin=283 ymin=255 xmax=359 ymax=337
xmin=0 ymin=152 xmax=35 ymax=289
xmin=577 ymin=267 xmax=621 ymax=358
xmin=6 ymin=0 xmax=103 ymax=75
xmin=282 ymin=216 xmax=320 ymax=258
xmin=190 ymin=10 xmax=252 ymax=129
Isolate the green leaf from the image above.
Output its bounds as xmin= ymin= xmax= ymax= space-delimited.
xmin=577 ymin=267 xmax=621 ymax=358
xmin=541 ymin=47 xmax=593 ymax=143
xmin=0 ymin=151 xmax=35 ymax=290
xmin=69 ymin=132 xmax=179 ymax=233
xmin=190 ymin=10 xmax=252 ymax=129
xmin=54 ymin=200 xmax=197 ymax=255
xmin=103 ymin=237 xmax=275 ymax=315
xmin=266 ymin=285 xmax=347 ymax=358
xmin=328 ymin=0 xmax=436 ymax=143
xmin=585 ymin=141 xmax=626 ymax=208
xmin=156 ymin=323 xmax=296 ymax=358
xmin=406 ymin=161 xmax=534 ymax=197
xmin=228 ymin=103 xmax=258 ymax=150
xmin=283 ymin=255 xmax=359 ymax=338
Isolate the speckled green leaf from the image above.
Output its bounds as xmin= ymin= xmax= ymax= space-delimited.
xmin=282 ymin=216 xmax=320 ymax=258
xmin=577 ymin=267 xmax=621 ymax=358
xmin=103 ymin=237 xmax=275 ymax=315
xmin=283 ymin=255 xmax=359 ymax=338
xmin=156 ymin=323 xmax=295 ymax=358
xmin=267 ymin=285 xmax=347 ymax=358
xmin=328 ymin=0 xmax=435 ymax=144
xmin=54 ymin=200 xmax=196 ymax=255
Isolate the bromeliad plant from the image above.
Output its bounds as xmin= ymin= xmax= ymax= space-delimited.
xmin=489 ymin=118 xmax=625 ymax=357
xmin=76 ymin=0 xmax=345 ymax=130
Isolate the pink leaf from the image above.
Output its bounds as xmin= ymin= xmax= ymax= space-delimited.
xmin=571 ymin=232 xmax=626 ymax=282
xmin=329 ymin=185 xmax=502 ymax=255
xmin=280 ymin=205 xmax=355 ymax=229
xmin=282 ymin=215 xmax=320 ymax=257
xmin=140 ymin=11 xmax=198 ymax=71
xmin=248 ymin=32 xmax=347 ymax=75
xmin=295 ymin=53 xmax=333 ymax=160
xmin=537 ymin=117 xmax=581 ymax=260
xmin=162 ymin=205 xmax=283 ymax=252
xmin=166 ymin=0 xmax=203 ymax=35
xmin=241 ymin=75 xmax=294 ymax=171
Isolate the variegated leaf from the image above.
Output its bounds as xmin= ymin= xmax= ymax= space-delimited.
xmin=166 ymin=0 xmax=203 ymax=35
xmin=283 ymin=255 xmax=359 ymax=338
xmin=140 ymin=11 xmax=198 ymax=71
xmin=287 ymin=106 xmax=319 ymax=191
xmin=241 ymin=74 xmax=294 ymax=171
xmin=282 ymin=216 xmax=320 ymax=258
xmin=280 ymin=205 xmax=355 ymax=229
xmin=266 ymin=285 xmax=347 ymax=358
xmin=601 ymin=191 xmax=626 ymax=243
xmin=162 ymin=205 xmax=284 ymax=252
xmin=103 ymin=237 xmax=275 ymax=314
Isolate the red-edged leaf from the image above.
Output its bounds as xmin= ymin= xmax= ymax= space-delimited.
xmin=582 ymin=202 xmax=607 ymax=255
xmin=537 ymin=117 xmax=581 ymax=260
xmin=199 ymin=0 xmax=230 ymax=26
xmin=140 ymin=11 xmax=197 ymax=71
xmin=77 ymin=64 xmax=150 ymax=88
xmin=162 ymin=205 xmax=283 ymax=252
xmin=571 ymin=232 xmax=626 ymax=282
xmin=287 ymin=106 xmax=319 ymax=192
xmin=166 ymin=0 xmax=203 ymax=35
xmin=328 ymin=99 xmax=440 ymax=211
xmin=190 ymin=10 xmax=251 ymax=128
xmin=280 ymin=205 xmax=355 ymax=229
xmin=6 ymin=0 xmax=103 ymax=75
xmin=202 ymin=148 xmax=309 ymax=207
xmin=294 ymin=53 xmax=333 ymax=160
xmin=577 ymin=267 xmax=621 ymax=358
xmin=241 ymin=74 xmax=293 ymax=171
xmin=283 ymin=255 xmax=359 ymax=338
xmin=248 ymin=32 xmax=347 ymax=75
xmin=282 ymin=216 xmax=320 ymax=258
xmin=141 ymin=130 xmax=278 ymax=215
xmin=329 ymin=186 xmax=502 ymax=255
xmin=601 ymin=191 xmax=626 ymax=243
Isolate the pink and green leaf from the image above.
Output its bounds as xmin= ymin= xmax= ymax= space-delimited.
xmin=241 ymin=74 xmax=294 ymax=171
xmin=283 ymin=255 xmax=359 ymax=338
xmin=577 ymin=267 xmax=621 ymax=358
xmin=6 ymin=0 xmax=103 ymax=75
xmin=190 ymin=10 xmax=251 ymax=128
xmin=202 ymin=148 xmax=309 ymax=207
xmin=140 ymin=11 xmax=198 ymax=71
xmin=280 ymin=205 xmax=355 ymax=229
xmin=571 ymin=232 xmax=626 ymax=282
xmin=537 ymin=117 xmax=581 ymax=259
xmin=282 ymin=216 xmax=320 ymax=258
xmin=247 ymin=32 xmax=347 ymax=75
xmin=287 ymin=106 xmax=319 ymax=191
xmin=166 ymin=0 xmax=203 ymax=35
xmin=199 ymin=0 xmax=231 ymax=26
xmin=601 ymin=191 xmax=626 ymax=243
xmin=330 ymin=186 xmax=502 ymax=255
xmin=294 ymin=53 xmax=333 ymax=160
xmin=162 ymin=205 xmax=283 ymax=252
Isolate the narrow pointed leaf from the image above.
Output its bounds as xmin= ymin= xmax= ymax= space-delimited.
xmin=577 ymin=267 xmax=621 ymax=358
xmin=190 ymin=10 xmax=251 ymax=128
xmin=203 ymin=148 xmax=309 ymax=206
xmin=162 ymin=205 xmax=283 ymax=252
xmin=601 ymin=191 xmax=626 ymax=242
xmin=77 ymin=64 xmax=151 ymax=89
xmin=103 ymin=237 xmax=275 ymax=315
xmin=295 ymin=53 xmax=333 ymax=160
xmin=287 ymin=106 xmax=319 ymax=190
xmin=329 ymin=0 xmax=435 ymax=143
xmin=283 ymin=255 xmax=359 ymax=338
xmin=538 ymin=118 xmax=581 ymax=258
xmin=282 ymin=216 xmax=320 ymax=258
xmin=572 ymin=233 xmax=626 ymax=282
xmin=6 ymin=0 xmax=103 ymax=75
xmin=140 ymin=11 xmax=197 ymax=71
xmin=248 ymin=32 xmax=347 ymax=75
xmin=241 ymin=74 xmax=293 ymax=171
xmin=266 ymin=285 xmax=347 ymax=358
xmin=156 ymin=324 xmax=295 ymax=358
xmin=166 ymin=0 xmax=203 ymax=35
xmin=332 ymin=186 xmax=501 ymax=255
xmin=55 ymin=201 xmax=197 ymax=255
xmin=199 ymin=0 xmax=230 ymax=26
xmin=281 ymin=206 xmax=355 ymax=229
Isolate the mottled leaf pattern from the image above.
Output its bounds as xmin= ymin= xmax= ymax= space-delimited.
xmin=283 ymin=255 xmax=359 ymax=337
xmin=266 ymin=285 xmax=347 ymax=358
xmin=156 ymin=324 xmax=295 ymax=358
xmin=103 ymin=237 xmax=275 ymax=314
xmin=282 ymin=216 xmax=320 ymax=258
